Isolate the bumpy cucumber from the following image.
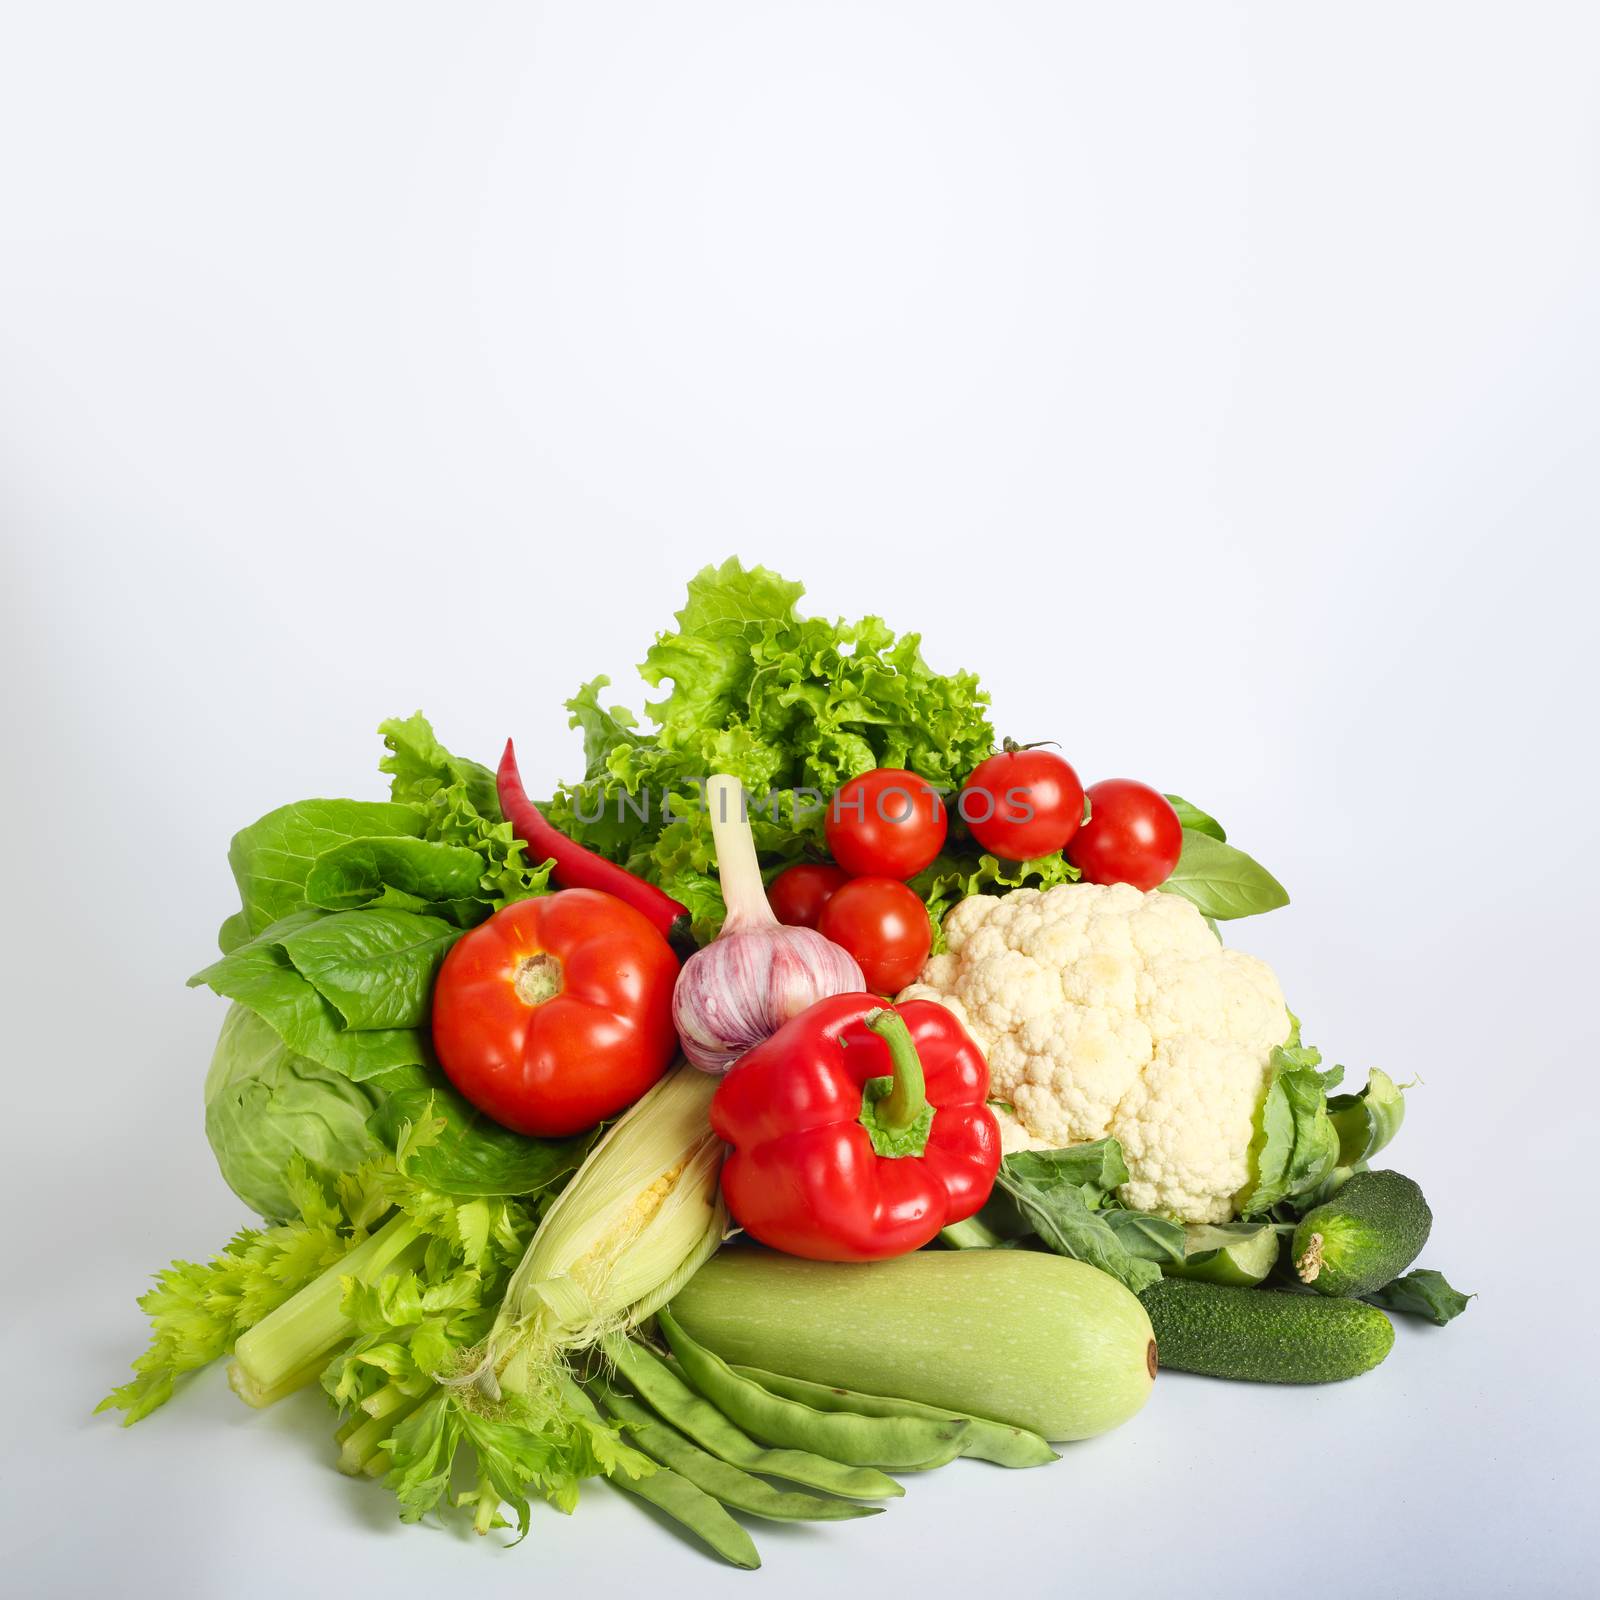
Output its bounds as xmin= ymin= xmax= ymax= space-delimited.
xmin=1292 ymin=1169 xmax=1432 ymax=1298
xmin=1142 ymin=1279 xmax=1394 ymax=1383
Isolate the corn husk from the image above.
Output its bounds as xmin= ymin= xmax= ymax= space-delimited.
xmin=468 ymin=1065 xmax=727 ymax=1397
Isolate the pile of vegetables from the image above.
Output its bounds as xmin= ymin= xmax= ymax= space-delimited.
xmin=101 ymin=560 xmax=1469 ymax=1567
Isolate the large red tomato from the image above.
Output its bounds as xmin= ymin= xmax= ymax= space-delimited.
xmin=825 ymin=768 xmax=947 ymax=879
xmin=430 ymin=888 xmax=679 ymax=1136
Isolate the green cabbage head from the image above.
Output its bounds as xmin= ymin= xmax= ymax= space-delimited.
xmin=204 ymin=1003 xmax=388 ymax=1220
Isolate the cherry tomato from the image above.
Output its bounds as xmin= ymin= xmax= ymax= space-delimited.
xmin=960 ymin=743 xmax=1085 ymax=860
xmin=825 ymin=768 xmax=947 ymax=879
xmin=816 ymin=877 xmax=933 ymax=994
xmin=430 ymin=888 xmax=679 ymax=1136
xmin=1066 ymin=780 xmax=1184 ymax=890
xmin=768 ymin=862 xmax=849 ymax=929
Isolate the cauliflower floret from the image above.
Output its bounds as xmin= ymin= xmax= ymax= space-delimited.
xmin=900 ymin=882 xmax=1290 ymax=1222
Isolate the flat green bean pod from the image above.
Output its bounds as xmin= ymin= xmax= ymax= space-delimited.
xmin=592 ymin=1377 xmax=883 ymax=1523
xmin=555 ymin=1371 xmax=760 ymax=1569
xmin=730 ymin=1363 xmax=1059 ymax=1469
xmin=603 ymin=1335 xmax=903 ymax=1500
xmin=610 ymin=1464 xmax=762 ymax=1570
xmin=657 ymin=1310 xmax=971 ymax=1471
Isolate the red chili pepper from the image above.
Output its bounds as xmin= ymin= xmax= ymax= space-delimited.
xmin=710 ymin=993 xmax=1002 ymax=1262
xmin=497 ymin=739 xmax=693 ymax=953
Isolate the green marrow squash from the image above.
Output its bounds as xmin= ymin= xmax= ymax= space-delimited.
xmin=669 ymin=1246 xmax=1155 ymax=1442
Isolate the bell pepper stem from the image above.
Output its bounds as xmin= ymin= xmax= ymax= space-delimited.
xmin=865 ymin=1009 xmax=928 ymax=1132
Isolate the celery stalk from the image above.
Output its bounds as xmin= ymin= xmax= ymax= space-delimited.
xmin=227 ymin=1350 xmax=333 ymax=1410
xmin=232 ymin=1213 xmax=426 ymax=1401
xmin=338 ymin=1390 xmax=426 ymax=1476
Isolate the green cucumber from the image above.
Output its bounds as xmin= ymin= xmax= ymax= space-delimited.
xmin=1164 ymin=1223 xmax=1280 ymax=1288
xmin=670 ymin=1246 xmax=1156 ymax=1442
xmin=1141 ymin=1279 xmax=1394 ymax=1383
xmin=1292 ymin=1169 xmax=1432 ymax=1298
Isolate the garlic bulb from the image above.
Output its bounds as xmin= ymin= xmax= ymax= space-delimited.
xmin=674 ymin=774 xmax=864 ymax=1074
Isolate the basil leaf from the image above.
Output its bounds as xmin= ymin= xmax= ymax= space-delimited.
xmin=226 ymin=799 xmax=425 ymax=935
xmin=1160 ymin=830 xmax=1289 ymax=921
xmin=370 ymin=1081 xmax=597 ymax=1199
xmin=1364 ymin=1268 xmax=1473 ymax=1326
xmin=276 ymin=909 xmax=463 ymax=1030
xmin=1164 ymin=795 xmax=1226 ymax=841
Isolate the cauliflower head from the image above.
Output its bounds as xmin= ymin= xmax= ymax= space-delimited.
xmin=899 ymin=882 xmax=1290 ymax=1222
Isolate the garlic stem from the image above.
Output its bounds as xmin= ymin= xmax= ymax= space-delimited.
xmin=705 ymin=774 xmax=772 ymax=928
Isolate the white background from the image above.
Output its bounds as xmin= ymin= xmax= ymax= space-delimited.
xmin=4 ymin=3 xmax=1597 ymax=1596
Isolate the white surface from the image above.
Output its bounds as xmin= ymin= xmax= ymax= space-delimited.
xmin=4 ymin=3 xmax=1598 ymax=1595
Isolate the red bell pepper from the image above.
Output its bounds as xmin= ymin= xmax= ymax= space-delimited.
xmin=710 ymin=993 xmax=1002 ymax=1262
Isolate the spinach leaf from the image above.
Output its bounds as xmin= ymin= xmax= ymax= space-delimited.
xmin=188 ymin=924 xmax=428 ymax=1081
xmin=1364 ymin=1268 xmax=1473 ymax=1326
xmin=226 ymin=799 xmax=425 ymax=936
xmin=275 ymin=909 xmax=463 ymax=1030
xmin=1164 ymin=795 xmax=1226 ymax=841
xmin=303 ymin=837 xmax=488 ymax=912
xmin=1160 ymin=830 xmax=1289 ymax=921
xmin=369 ymin=1080 xmax=597 ymax=1198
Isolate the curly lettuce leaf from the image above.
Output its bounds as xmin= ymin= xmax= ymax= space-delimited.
xmin=912 ymin=848 xmax=1081 ymax=951
xmin=379 ymin=712 xmax=554 ymax=907
xmin=544 ymin=560 xmax=996 ymax=937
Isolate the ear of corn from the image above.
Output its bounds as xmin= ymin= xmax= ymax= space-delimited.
xmin=473 ymin=1066 xmax=727 ymax=1395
